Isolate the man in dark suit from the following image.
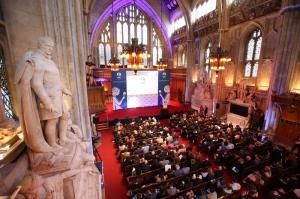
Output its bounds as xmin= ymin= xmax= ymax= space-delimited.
xmin=204 ymin=106 xmax=208 ymax=117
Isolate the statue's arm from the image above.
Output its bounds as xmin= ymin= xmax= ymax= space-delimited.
xmin=31 ymin=64 xmax=53 ymax=111
xmin=59 ymin=75 xmax=72 ymax=96
xmin=62 ymin=84 xmax=72 ymax=96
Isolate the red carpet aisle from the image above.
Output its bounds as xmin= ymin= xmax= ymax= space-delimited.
xmin=96 ymin=125 xmax=236 ymax=199
xmin=97 ymin=129 xmax=128 ymax=199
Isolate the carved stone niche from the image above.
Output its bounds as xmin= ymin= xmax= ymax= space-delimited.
xmin=9 ymin=37 xmax=102 ymax=199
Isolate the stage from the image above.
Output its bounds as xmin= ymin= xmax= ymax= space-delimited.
xmin=96 ymin=100 xmax=191 ymax=123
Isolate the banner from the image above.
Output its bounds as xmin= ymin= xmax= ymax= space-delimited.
xmin=158 ymin=70 xmax=170 ymax=107
xmin=112 ymin=71 xmax=127 ymax=110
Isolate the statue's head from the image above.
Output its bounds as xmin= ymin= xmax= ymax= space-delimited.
xmin=38 ymin=36 xmax=54 ymax=57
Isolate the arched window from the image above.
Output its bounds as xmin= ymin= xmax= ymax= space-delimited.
xmin=170 ymin=16 xmax=186 ymax=36
xmin=153 ymin=28 xmax=162 ymax=66
xmin=153 ymin=47 xmax=157 ymax=66
xmin=98 ymin=4 xmax=164 ymax=68
xmin=0 ymin=47 xmax=16 ymax=119
xmin=98 ymin=22 xmax=111 ymax=66
xmin=204 ymin=42 xmax=212 ymax=76
xmin=116 ymin=5 xmax=152 ymax=67
xmin=244 ymin=29 xmax=262 ymax=77
xmin=192 ymin=0 xmax=217 ymax=23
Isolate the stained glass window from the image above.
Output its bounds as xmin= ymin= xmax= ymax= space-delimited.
xmin=143 ymin=26 xmax=147 ymax=45
xmin=99 ymin=22 xmax=111 ymax=66
xmin=0 ymin=47 xmax=16 ymax=119
xmin=170 ymin=16 xmax=186 ymax=35
xmin=99 ymin=44 xmax=105 ymax=65
xmin=153 ymin=28 xmax=162 ymax=66
xmin=192 ymin=0 xmax=217 ymax=23
xmin=123 ymin=23 xmax=128 ymax=43
xmin=244 ymin=29 xmax=262 ymax=77
xmin=117 ymin=45 xmax=122 ymax=62
xmin=153 ymin=47 xmax=157 ymax=66
xmin=98 ymin=4 xmax=164 ymax=68
xmin=204 ymin=42 xmax=212 ymax=77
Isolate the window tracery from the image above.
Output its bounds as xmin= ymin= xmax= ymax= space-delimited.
xmin=98 ymin=5 xmax=164 ymax=68
xmin=170 ymin=16 xmax=186 ymax=35
xmin=244 ymin=29 xmax=262 ymax=77
xmin=99 ymin=22 xmax=111 ymax=66
xmin=192 ymin=0 xmax=217 ymax=23
xmin=0 ymin=47 xmax=16 ymax=119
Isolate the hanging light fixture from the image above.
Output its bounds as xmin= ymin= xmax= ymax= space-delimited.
xmin=157 ymin=58 xmax=167 ymax=71
xmin=121 ymin=38 xmax=148 ymax=74
xmin=108 ymin=0 xmax=121 ymax=71
xmin=121 ymin=0 xmax=150 ymax=74
xmin=156 ymin=0 xmax=167 ymax=71
xmin=209 ymin=0 xmax=231 ymax=77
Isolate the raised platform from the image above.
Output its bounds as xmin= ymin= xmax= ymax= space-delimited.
xmin=96 ymin=100 xmax=191 ymax=124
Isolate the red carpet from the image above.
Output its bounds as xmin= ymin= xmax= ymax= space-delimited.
xmin=95 ymin=104 xmax=238 ymax=199
xmin=97 ymin=100 xmax=191 ymax=122
xmin=97 ymin=127 xmax=238 ymax=199
xmin=97 ymin=129 xmax=128 ymax=199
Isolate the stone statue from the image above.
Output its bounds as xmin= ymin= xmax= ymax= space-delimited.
xmin=86 ymin=55 xmax=98 ymax=87
xmin=19 ymin=165 xmax=98 ymax=199
xmin=15 ymin=37 xmax=71 ymax=152
xmin=203 ymin=84 xmax=212 ymax=99
xmin=228 ymin=84 xmax=238 ymax=100
xmin=14 ymin=36 xmax=101 ymax=199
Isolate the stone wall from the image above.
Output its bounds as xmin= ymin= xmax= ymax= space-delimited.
xmin=1 ymin=0 xmax=92 ymax=141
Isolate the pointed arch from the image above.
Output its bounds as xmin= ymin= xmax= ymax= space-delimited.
xmin=90 ymin=0 xmax=172 ymax=57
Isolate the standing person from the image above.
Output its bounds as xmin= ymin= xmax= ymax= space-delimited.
xmin=199 ymin=105 xmax=204 ymax=116
xmin=204 ymin=105 xmax=208 ymax=117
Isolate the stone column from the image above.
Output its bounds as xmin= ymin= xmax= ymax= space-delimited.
xmin=184 ymin=39 xmax=195 ymax=102
xmin=272 ymin=1 xmax=300 ymax=94
xmin=40 ymin=0 xmax=92 ymax=145
xmin=265 ymin=0 xmax=300 ymax=130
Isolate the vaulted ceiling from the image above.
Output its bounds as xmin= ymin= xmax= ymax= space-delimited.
xmin=86 ymin=0 xmax=193 ymax=32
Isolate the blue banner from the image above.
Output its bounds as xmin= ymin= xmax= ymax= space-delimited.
xmin=112 ymin=71 xmax=127 ymax=110
xmin=158 ymin=70 xmax=170 ymax=107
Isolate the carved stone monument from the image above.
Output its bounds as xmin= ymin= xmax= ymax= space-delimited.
xmin=191 ymin=74 xmax=213 ymax=114
xmin=14 ymin=36 xmax=101 ymax=199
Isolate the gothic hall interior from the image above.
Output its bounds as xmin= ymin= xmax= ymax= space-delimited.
xmin=0 ymin=0 xmax=299 ymax=199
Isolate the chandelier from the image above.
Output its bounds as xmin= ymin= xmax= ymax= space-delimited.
xmin=121 ymin=38 xmax=149 ymax=72
xmin=209 ymin=47 xmax=231 ymax=74
xmin=209 ymin=0 xmax=231 ymax=77
xmin=156 ymin=58 xmax=167 ymax=71
xmin=108 ymin=56 xmax=121 ymax=71
xmin=108 ymin=0 xmax=120 ymax=71
xmin=120 ymin=0 xmax=150 ymax=74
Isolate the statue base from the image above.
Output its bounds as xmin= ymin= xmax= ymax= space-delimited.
xmin=18 ymin=129 xmax=102 ymax=199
